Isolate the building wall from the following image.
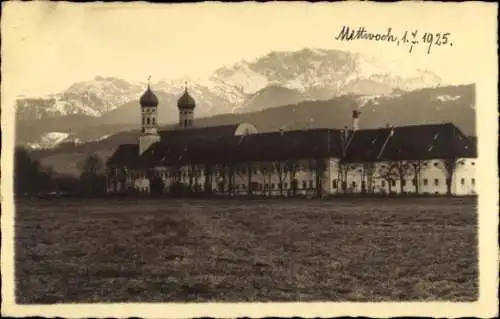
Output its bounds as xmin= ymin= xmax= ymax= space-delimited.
xmin=107 ymin=156 xmax=477 ymax=196
xmin=452 ymin=157 xmax=477 ymax=195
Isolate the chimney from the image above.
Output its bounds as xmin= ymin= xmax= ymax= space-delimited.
xmin=352 ymin=110 xmax=361 ymax=131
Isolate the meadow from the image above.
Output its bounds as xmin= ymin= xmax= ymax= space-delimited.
xmin=14 ymin=197 xmax=478 ymax=303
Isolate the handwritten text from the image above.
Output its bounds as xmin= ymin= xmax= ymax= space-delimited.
xmin=335 ymin=26 xmax=454 ymax=54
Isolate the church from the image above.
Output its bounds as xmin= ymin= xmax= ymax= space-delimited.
xmin=105 ymin=83 xmax=477 ymax=196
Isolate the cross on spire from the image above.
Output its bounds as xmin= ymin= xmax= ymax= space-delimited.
xmin=147 ymin=75 xmax=152 ymax=89
xmin=184 ymin=80 xmax=188 ymax=92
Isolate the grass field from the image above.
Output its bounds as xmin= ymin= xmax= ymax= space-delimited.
xmin=14 ymin=197 xmax=478 ymax=303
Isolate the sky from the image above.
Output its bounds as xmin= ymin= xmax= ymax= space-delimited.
xmin=2 ymin=1 xmax=497 ymax=97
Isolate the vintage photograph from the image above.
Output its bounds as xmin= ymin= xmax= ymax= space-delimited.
xmin=2 ymin=1 xmax=498 ymax=318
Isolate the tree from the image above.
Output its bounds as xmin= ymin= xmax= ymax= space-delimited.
xmin=247 ymin=162 xmax=254 ymax=196
xmin=314 ymin=158 xmax=327 ymax=198
xmin=377 ymin=162 xmax=399 ymax=194
xmin=408 ymin=160 xmax=427 ymax=194
xmin=147 ymin=169 xmax=165 ymax=195
xmin=285 ymin=159 xmax=299 ymax=196
xmin=362 ymin=162 xmax=376 ymax=194
xmin=79 ymin=153 xmax=104 ymax=176
xmin=203 ymin=163 xmax=214 ymax=195
xmin=53 ymin=174 xmax=81 ymax=194
xmin=442 ymin=158 xmax=460 ymax=196
xmin=187 ymin=163 xmax=202 ymax=193
xmin=14 ymin=147 xmax=54 ymax=196
xmin=392 ymin=160 xmax=415 ymax=194
xmin=274 ymin=161 xmax=287 ymax=196
xmin=215 ymin=162 xmax=235 ymax=195
xmin=258 ymin=162 xmax=274 ymax=196
xmin=337 ymin=161 xmax=354 ymax=193
xmin=168 ymin=165 xmax=182 ymax=184
xmin=308 ymin=158 xmax=327 ymax=198
xmin=79 ymin=154 xmax=106 ymax=196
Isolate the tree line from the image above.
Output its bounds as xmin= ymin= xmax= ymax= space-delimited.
xmin=14 ymin=147 xmax=107 ymax=198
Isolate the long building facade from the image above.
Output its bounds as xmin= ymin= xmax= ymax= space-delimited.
xmin=106 ymin=84 xmax=477 ymax=196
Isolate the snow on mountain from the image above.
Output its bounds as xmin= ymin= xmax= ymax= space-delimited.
xmin=153 ymin=78 xmax=234 ymax=115
xmin=435 ymin=94 xmax=461 ymax=102
xmin=208 ymin=48 xmax=443 ymax=111
xmin=16 ymin=48 xmax=446 ymax=144
xmin=26 ymin=132 xmax=70 ymax=150
xmin=16 ymin=76 xmax=145 ymax=121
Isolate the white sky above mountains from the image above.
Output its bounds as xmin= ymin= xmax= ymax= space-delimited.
xmin=2 ymin=2 xmax=496 ymax=97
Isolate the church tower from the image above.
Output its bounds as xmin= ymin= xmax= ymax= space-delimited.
xmin=138 ymin=78 xmax=160 ymax=155
xmin=177 ymin=81 xmax=196 ymax=129
xmin=352 ymin=109 xmax=361 ymax=131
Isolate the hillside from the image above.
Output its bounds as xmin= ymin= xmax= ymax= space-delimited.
xmin=29 ymin=84 xmax=476 ymax=176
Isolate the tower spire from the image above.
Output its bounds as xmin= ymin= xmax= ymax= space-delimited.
xmin=147 ymin=75 xmax=152 ymax=89
xmin=184 ymin=80 xmax=188 ymax=93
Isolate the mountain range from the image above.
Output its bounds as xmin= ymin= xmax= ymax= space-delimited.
xmin=27 ymin=83 xmax=476 ymax=176
xmin=13 ymin=48 xmax=475 ymax=175
xmin=16 ymin=48 xmax=447 ymax=147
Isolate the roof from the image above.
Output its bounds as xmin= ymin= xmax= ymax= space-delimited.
xmin=158 ymin=124 xmax=242 ymax=143
xmin=133 ymin=128 xmax=343 ymax=167
xmin=342 ymin=128 xmax=392 ymax=162
xmin=139 ymin=86 xmax=159 ymax=108
xmin=377 ymin=123 xmax=476 ymax=161
xmin=177 ymin=88 xmax=196 ymax=110
xmin=106 ymin=144 xmax=139 ymax=167
xmin=107 ymin=123 xmax=477 ymax=168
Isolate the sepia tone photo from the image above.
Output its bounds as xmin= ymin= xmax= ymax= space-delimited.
xmin=1 ymin=1 xmax=498 ymax=318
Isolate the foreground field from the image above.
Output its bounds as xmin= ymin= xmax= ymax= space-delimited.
xmin=15 ymin=197 xmax=477 ymax=303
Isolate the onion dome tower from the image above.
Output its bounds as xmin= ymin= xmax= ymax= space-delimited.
xmin=177 ymin=81 xmax=196 ymax=129
xmin=138 ymin=76 xmax=160 ymax=155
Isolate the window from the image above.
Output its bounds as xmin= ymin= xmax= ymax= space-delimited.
xmin=461 ymin=178 xmax=465 ymax=185
xmin=434 ymin=178 xmax=439 ymax=186
xmin=391 ymin=180 xmax=396 ymax=187
xmin=284 ymin=182 xmax=288 ymax=189
xmin=265 ymin=183 xmax=269 ymax=189
xmin=352 ymin=181 xmax=356 ymax=188
xmin=412 ymin=179 xmax=416 ymax=186
xmin=309 ymin=180 xmax=313 ymax=189
xmin=471 ymin=178 xmax=475 ymax=185
xmin=381 ymin=181 xmax=386 ymax=187
xmin=332 ymin=179 xmax=337 ymax=188
xmin=152 ymin=118 xmax=156 ymax=125
xmin=302 ymin=181 xmax=306 ymax=189
xmin=423 ymin=179 xmax=428 ymax=186
xmin=471 ymin=162 xmax=475 ymax=166
xmin=147 ymin=117 xmax=151 ymax=125
xmin=271 ymin=183 xmax=275 ymax=189
xmin=184 ymin=119 xmax=188 ymax=127
xmin=434 ymin=162 xmax=439 ymax=167
xmin=278 ymin=182 xmax=282 ymax=189
xmin=142 ymin=117 xmax=146 ymax=125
